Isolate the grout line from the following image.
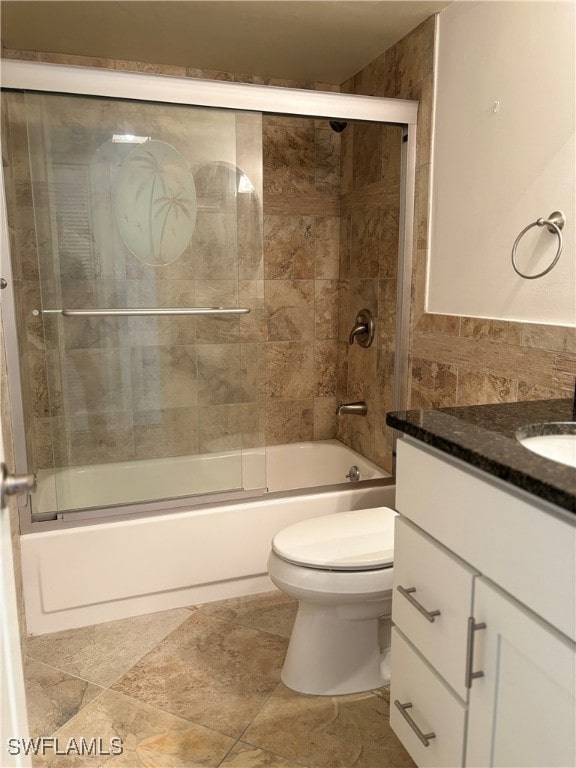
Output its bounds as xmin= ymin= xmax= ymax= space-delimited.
xmin=24 ymin=656 xmax=107 ymax=690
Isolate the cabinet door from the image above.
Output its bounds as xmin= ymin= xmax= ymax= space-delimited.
xmin=466 ymin=578 xmax=576 ymax=768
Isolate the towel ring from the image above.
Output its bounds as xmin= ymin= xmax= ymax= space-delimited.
xmin=511 ymin=211 xmax=565 ymax=279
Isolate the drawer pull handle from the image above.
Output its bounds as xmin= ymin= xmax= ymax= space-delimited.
xmin=465 ymin=616 xmax=487 ymax=688
xmin=394 ymin=700 xmax=436 ymax=747
xmin=397 ymin=585 xmax=441 ymax=622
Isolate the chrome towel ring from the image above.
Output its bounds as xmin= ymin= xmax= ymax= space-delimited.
xmin=511 ymin=211 xmax=565 ymax=279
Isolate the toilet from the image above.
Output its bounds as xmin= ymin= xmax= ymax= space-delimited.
xmin=267 ymin=506 xmax=397 ymax=696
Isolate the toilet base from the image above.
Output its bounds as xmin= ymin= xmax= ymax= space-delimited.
xmin=281 ymin=601 xmax=391 ymax=696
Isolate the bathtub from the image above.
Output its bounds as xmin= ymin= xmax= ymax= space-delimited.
xmin=33 ymin=439 xmax=386 ymax=515
xmin=21 ymin=440 xmax=394 ymax=635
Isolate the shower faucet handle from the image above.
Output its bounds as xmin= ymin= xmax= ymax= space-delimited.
xmin=348 ymin=309 xmax=375 ymax=347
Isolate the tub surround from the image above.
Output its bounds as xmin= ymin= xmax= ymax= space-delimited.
xmin=387 ymin=398 xmax=575 ymax=514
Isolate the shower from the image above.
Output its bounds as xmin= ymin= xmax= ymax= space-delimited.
xmin=0 ymin=60 xmax=417 ymax=534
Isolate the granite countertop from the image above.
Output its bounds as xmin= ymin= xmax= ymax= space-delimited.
xmin=386 ymin=399 xmax=576 ymax=515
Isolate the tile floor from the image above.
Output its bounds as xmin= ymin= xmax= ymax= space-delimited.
xmin=24 ymin=591 xmax=415 ymax=767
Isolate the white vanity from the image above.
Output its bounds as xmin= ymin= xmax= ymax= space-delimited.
xmin=387 ymin=400 xmax=576 ymax=768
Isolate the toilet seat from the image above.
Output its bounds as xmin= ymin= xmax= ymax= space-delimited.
xmin=271 ymin=506 xmax=396 ymax=571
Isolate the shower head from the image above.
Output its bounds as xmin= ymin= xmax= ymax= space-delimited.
xmin=329 ymin=120 xmax=347 ymax=133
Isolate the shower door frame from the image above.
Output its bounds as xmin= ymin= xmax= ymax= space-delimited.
xmin=0 ymin=59 xmax=418 ymax=533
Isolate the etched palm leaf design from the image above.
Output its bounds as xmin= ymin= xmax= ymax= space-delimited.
xmin=115 ymin=140 xmax=197 ymax=266
xmin=154 ymin=190 xmax=196 ymax=257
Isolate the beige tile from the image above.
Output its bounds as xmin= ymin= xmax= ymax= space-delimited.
xmin=378 ymin=278 xmax=397 ymax=350
xmin=191 ymin=211 xmax=238 ymax=281
xmin=130 ymin=345 xmax=198 ymax=411
xmin=197 ymin=344 xmax=247 ymax=405
xmin=315 ymin=280 xmax=338 ymax=341
xmin=263 ymin=124 xmax=315 ymax=196
xmin=410 ymin=358 xmax=458 ymax=409
xmin=457 ymin=370 xmax=519 ymax=406
xmin=134 ymin=407 xmax=199 ymax=460
xmin=314 ymin=217 xmax=340 ymax=279
xmin=266 ymin=280 xmax=315 ymax=342
xmin=198 ymin=405 xmax=242 ymax=453
xmin=25 ymin=659 xmax=102 ymax=738
xmin=338 ymin=214 xmax=351 ymax=281
xmin=460 ymin=317 xmax=522 ymax=345
xmin=381 ymin=125 xmax=403 ymax=192
xmin=244 ymin=684 xmax=415 ymax=768
xmin=265 ymin=400 xmax=314 ymax=445
xmin=315 ymin=128 xmax=341 ymax=195
xmin=350 ymin=207 xmax=381 ymax=279
xmin=221 ymin=742 xmax=305 ymax=768
xmin=352 ymin=123 xmax=382 ymax=189
xmin=313 ymin=398 xmax=338 ymax=441
xmin=264 ymin=194 xmax=339 ymax=218
xmin=315 ymin=340 xmax=338 ymax=398
xmin=63 ymin=414 xmax=136 ymax=467
xmin=265 ymin=342 xmax=315 ymax=400
xmin=264 ymin=215 xmax=315 ymax=279
xmin=197 ymin=591 xmax=297 ymax=639
xmin=63 ymin=348 xmax=134 ymax=418
xmin=415 ymin=163 xmax=431 ymax=253
xmin=112 ymin=613 xmax=287 ymax=739
xmin=33 ymin=688 xmax=235 ymax=768
xmin=521 ymin=323 xmax=576 ymax=354
xmin=347 ymin=344 xmax=377 ymax=404
xmin=414 ymin=313 xmax=461 ymax=336
xmin=27 ymin=609 xmax=191 ymax=688
xmin=518 ymin=380 xmax=572 ymax=401
xmin=379 ymin=202 xmax=400 ymax=279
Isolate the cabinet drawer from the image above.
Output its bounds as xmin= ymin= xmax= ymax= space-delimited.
xmin=393 ymin=517 xmax=476 ymax=699
xmin=396 ymin=438 xmax=576 ymax=641
xmin=390 ymin=627 xmax=466 ymax=768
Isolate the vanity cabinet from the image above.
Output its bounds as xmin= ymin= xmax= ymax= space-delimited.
xmin=466 ymin=578 xmax=575 ymax=768
xmin=390 ymin=437 xmax=576 ymax=768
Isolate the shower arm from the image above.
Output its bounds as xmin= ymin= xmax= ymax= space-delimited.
xmin=39 ymin=307 xmax=251 ymax=317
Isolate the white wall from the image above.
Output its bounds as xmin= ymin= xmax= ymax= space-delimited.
xmin=428 ymin=0 xmax=575 ymax=326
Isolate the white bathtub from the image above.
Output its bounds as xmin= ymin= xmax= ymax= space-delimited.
xmin=33 ymin=439 xmax=386 ymax=515
xmin=22 ymin=440 xmax=394 ymax=635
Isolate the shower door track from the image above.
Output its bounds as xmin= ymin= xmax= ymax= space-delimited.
xmin=0 ymin=59 xmax=418 ymax=533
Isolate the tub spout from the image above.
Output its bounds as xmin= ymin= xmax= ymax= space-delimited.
xmin=336 ymin=401 xmax=368 ymax=416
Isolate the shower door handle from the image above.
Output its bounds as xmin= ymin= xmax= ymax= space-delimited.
xmin=52 ymin=307 xmax=250 ymax=317
xmin=1 ymin=462 xmax=36 ymax=506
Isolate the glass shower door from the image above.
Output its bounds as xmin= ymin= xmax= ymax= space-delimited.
xmin=1 ymin=90 xmax=265 ymax=517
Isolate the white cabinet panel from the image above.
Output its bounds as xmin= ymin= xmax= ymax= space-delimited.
xmin=396 ymin=438 xmax=576 ymax=641
xmin=391 ymin=627 xmax=466 ymax=768
xmin=466 ymin=578 xmax=576 ymax=768
xmin=393 ymin=517 xmax=476 ymax=699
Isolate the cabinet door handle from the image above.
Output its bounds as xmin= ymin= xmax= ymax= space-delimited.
xmin=465 ymin=616 xmax=487 ymax=688
xmin=394 ymin=700 xmax=436 ymax=747
xmin=397 ymin=585 xmax=441 ymax=622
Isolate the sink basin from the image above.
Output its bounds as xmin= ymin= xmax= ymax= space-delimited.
xmin=516 ymin=423 xmax=576 ymax=469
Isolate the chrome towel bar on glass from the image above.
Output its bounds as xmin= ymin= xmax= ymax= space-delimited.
xmin=39 ymin=307 xmax=250 ymax=317
xmin=511 ymin=210 xmax=565 ymax=279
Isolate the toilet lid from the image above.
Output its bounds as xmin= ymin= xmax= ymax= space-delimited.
xmin=271 ymin=506 xmax=396 ymax=571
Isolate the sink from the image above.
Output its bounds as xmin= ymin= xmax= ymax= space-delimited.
xmin=516 ymin=423 xmax=576 ymax=469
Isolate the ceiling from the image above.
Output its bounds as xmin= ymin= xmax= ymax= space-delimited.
xmin=0 ymin=1 xmax=451 ymax=84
